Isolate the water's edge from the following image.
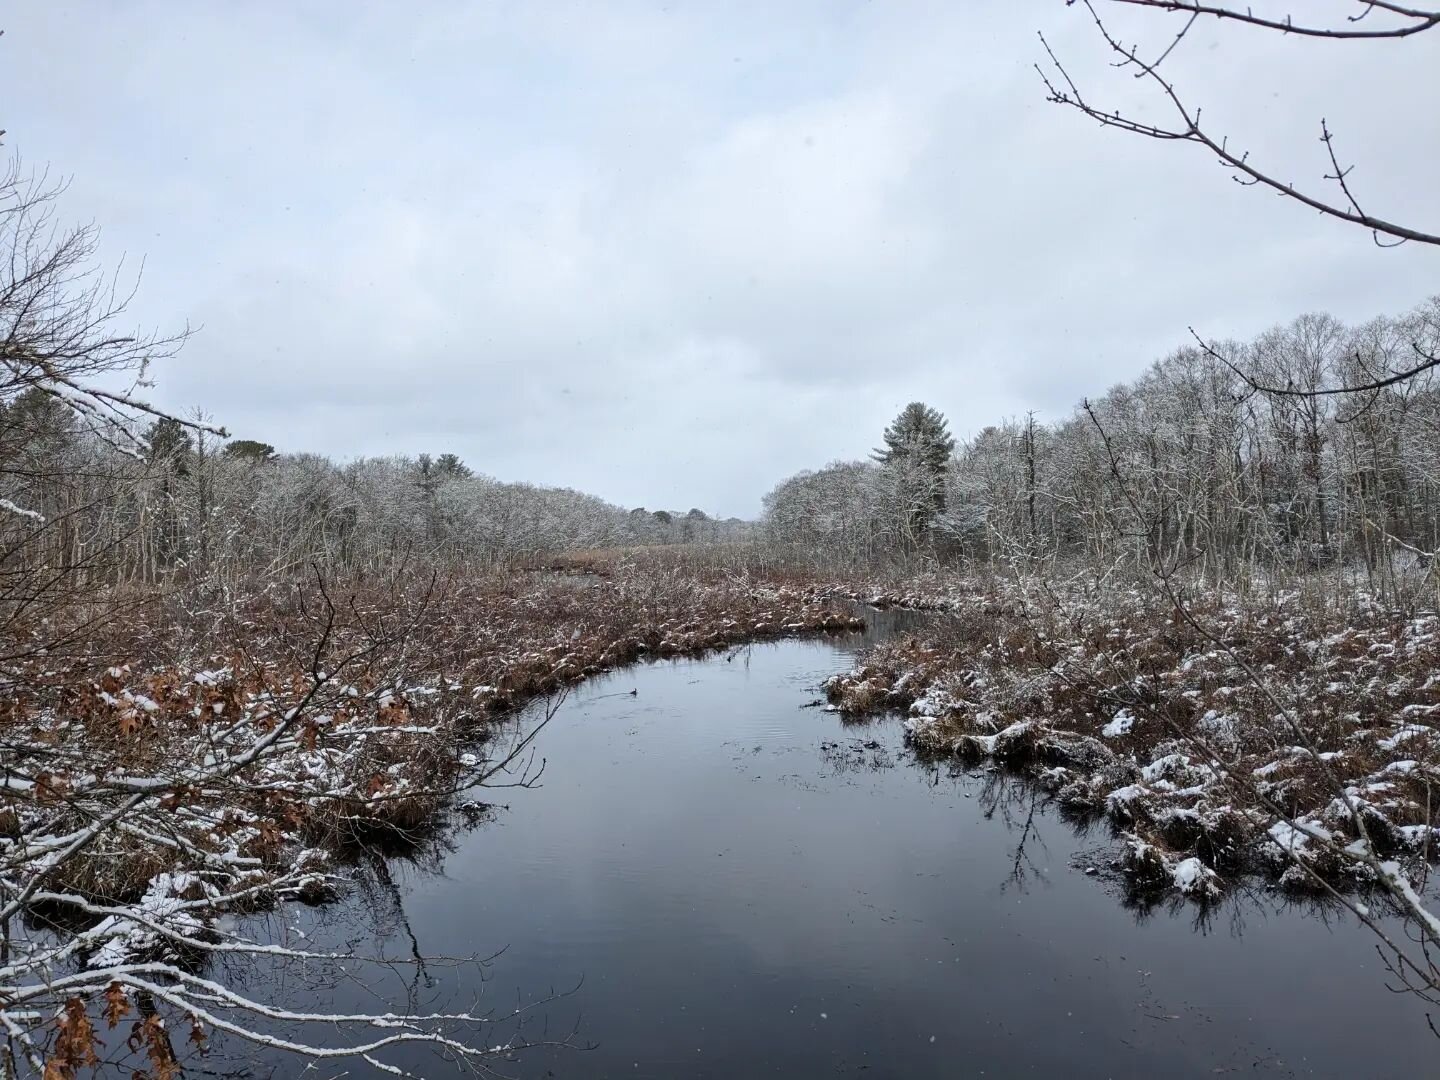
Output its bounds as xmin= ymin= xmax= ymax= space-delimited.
xmin=233 ymin=608 xmax=1436 ymax=1079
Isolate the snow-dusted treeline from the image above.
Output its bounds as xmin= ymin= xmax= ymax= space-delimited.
xmin=764 ymin=298 xmax=1440 ymax=595
xmin=0 ymin=157 xmax=744 ymax=599
xmin=0 ymin=406 xmax=750 ymax=590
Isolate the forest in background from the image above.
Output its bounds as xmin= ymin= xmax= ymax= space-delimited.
xmin=5 ymin=0 xmax=1440 ymax=1072
xmin=9 ymin=396 xmax=747 ymax=589
xmin=15 ymin=284 xmax=1440 ymax=607
xmin=764 ymin=297 xmax=1440 ymax=606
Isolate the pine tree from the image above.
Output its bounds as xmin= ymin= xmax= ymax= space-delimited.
xmin=224 ymin=439 xmax=277 ymax=464
xmin=872 ymin=402 xmax=956 ymax=536
xmin=145 ymin=417 xmax=193 ymax=476
xmin=435 ymin=453 xmax=471 ymax=478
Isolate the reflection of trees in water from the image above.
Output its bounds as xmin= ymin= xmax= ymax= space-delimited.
xmin=185 ymin=699 xmax=576 ymax=1076
xmin=154 ymin=791 xmax=586 ymax=1078
xmin=835 ymin=712 xmax=882 ymax=730
xmin=907 ymin=749 xmax=1421 ymax=952
xmin=971 ymin=770 xmax=1051 ymax=894
xmin=1122 ymin=869 xmax=1420 ymax=946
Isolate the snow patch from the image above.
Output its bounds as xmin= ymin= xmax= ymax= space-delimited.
xmin=1101 ymin=709 xmax=1135 ymax=738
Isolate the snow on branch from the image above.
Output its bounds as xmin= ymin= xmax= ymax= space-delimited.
xmin=0 ymin=497 xmax=43 ymax=523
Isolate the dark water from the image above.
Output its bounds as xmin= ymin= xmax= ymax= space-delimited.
xmin=242 ymin=609 xmax=1436 ymax=1078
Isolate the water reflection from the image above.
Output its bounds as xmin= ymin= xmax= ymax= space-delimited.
xmin=226 ymin=621 xmax=1438 ymax=1078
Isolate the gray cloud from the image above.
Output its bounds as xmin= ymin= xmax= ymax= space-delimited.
xmin=3 ymin=1 xmax=1434 ymax=515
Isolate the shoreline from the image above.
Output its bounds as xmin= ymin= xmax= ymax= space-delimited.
xmin=7 ymin=555 xmax=1440 ymax=1076
xmin=817 ymin=576 xmax=1440 ymax=902
xmin=3 ymin=567 xmax=864 ymax=967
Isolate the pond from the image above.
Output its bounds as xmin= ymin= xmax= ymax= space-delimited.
xmin=242 ymin=609 xmax=1436 ymax=1078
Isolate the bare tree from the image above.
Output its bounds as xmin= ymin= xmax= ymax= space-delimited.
xmin=1038 ymin=1 xmax=1440 ymax=392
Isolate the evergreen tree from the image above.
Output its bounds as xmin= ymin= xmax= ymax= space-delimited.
xmin=224 ymin=439 xmax=277 ymax=463
xmin=872 ymin=402 xmax=956 ymax=536
xmin=145 ymin=417 xmax=193 ymax=476
xmin=0 ymin=388 xmax=73 ymax=463
xmin=143 ymin=417 xmax=193 ymax=570
xmin=435 ymin=453 xmax=472 ymax=478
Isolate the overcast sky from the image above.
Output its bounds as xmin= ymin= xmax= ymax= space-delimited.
xmin=3 ymin=2 xmax=1434 ymax=517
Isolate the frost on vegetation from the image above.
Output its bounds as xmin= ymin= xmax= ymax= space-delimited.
xmin=0 ymin=496 xmax=44 ymax=522
xmin=1100 ymin=709 xmax=1135 ymax=738
xmin=829 ymin=578 xmax=1440 ymax=903
xmin=1121 ymin=837 xmax=1221 ymax=900
xmin=1379 ymin=724 xmax=1434 ymax=751
xmin=1397 ymin=824 xmax=1440 ymax=848
xmin=1139 ymin=754 xmax=1190 ymax=784
xmin=1267 ymin=819 xmax=1333 ymax=859
xmin=88 ymin=872 xmax=215 ymax=969
xmin=1171 ymin=857 xmax=1222 ymax=899
xmin=3 ymin=570 xmax=865 ymax=972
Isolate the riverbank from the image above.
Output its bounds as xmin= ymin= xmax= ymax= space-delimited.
xmin=7 ymin=552 xmax=1440 ymax=1075
xmin=18 ymin=555 xmax=1435 ymax=922
xmin=1 ymin=566 xmax=860 ymax=961
xmin=231 ymin=627 xmax=1440 ymax=1080
xmin=818 ymin=576 xmax=1440 ymax=901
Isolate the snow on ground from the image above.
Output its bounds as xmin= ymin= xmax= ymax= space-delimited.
xmin=823 ymin=579 xmax=1440 ymax=902
xmin=1 ymin=571 xmax=864 ymax=970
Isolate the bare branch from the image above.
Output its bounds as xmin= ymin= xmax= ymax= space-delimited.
xmin=1105 ymin=0 xmax=1440 ymax=40
xmin=1039 ymin=2 xmax=1440 ymax=248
